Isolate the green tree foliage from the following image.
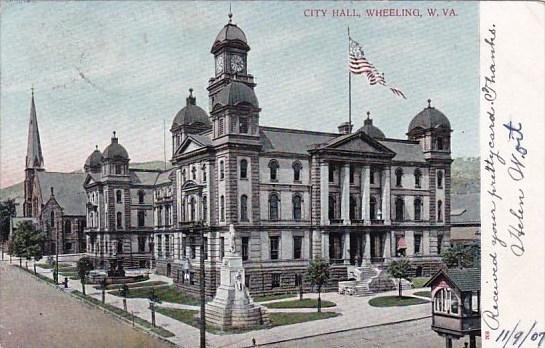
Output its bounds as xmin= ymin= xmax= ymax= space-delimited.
xmin=0 ymin=199 xmax=17 ymax=242
xmin=305 ymin=258 xmax=330 ymax=312
xmin=77 ymin=256 xmax=94 ymax=295
xmin=441 ymin=244 xmax=480 ymax=268
xmin=387 ymin=258 xmax=412 ymax=297
xmin=11 ymin=221 xmax=45 ymax=262
xmin=451 ymin=157 xmax=480 ymax=194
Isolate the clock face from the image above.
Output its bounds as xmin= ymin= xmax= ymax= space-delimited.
xmin=215 ymin=55 xmax=224 ymax=75
xmin=230 ymin=55 xmax=245 ymax=73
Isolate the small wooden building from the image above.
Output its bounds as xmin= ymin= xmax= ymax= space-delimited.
xmin=425 ymin=267 xmax=480 ymax=348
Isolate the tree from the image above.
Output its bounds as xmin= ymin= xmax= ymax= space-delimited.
xmin=305 ymin=258 xmax=330 ymax=312
xmin=441 ymin=244 xmax=480 ymax=268
xmin=11 ymin=221 xmax=45 ymax=265
xmin=0 ymin=199 xmax=16 ymax=242
xmin=77 ymin=256 xmax=94 ymax=296
xmin=387 ymin=258 xmax=411 ymax=297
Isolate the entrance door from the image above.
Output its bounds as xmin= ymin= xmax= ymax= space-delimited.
xmin=370 ymin=234 xmax=384 ymax=262
xmin=349 ymin=233 xmax=363 ymax=265
xmin=166 ymin=263 xmax=171 ymax=277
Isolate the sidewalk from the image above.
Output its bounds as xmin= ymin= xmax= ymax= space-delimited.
xmin=16 ymin=260 xmax=432 ymax=348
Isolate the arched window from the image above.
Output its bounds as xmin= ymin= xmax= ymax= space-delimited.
xmin=328 ymin=195 xmax=336 ymax=220
xmin=64 ymin=220 xmax=71 ymax=234
xmin=220 ymin=195 xmax=225 ymax=222
xmin=414 ymin=169 xmax=422 ymax=188
xmin=434 ymin=288 xmax=459 ymax=314
xmin=414 ymin=198 xmax=422 ymax=221
xmin=240 ymin=195 xmax=248 ymax=221
xmin=138 ymin=210 xmax=145 ymax=227
xmin=349 ymin=195 xmax=358 ymax=220
xmin=395 ymin=168 xmax=403 ymax=187
xmin=292 ymin=194 xmax=302 ymax=221
xmin=191 ymin=166 xmax=197 ymax=180
xmin=269 ymin=160 xmax=279 ymax=181
xmin=190 ymin=196 xmax=196 ymax=221
xmin=50 ymin=211 xmax=55 ymax=227
xmin=437 ymin=170 xmax=443 ymax=188
xmin=116 ymin=212 xmax=122 ymax=228
xmin=116 ymin=190 xmax=122 ymax=204
xmin=219 ymin=160 xmax=225 ymax=180
xmin=370 ymin=196 xmax=377 ymax=220
xmin=138 ymin=191 xmax=145 ymax=204
xmin=202 ymin=164 xmax=207 ymax=182
xmin=292 ymin=161 xmax=302 ymax=182
xmin=395 ymin=197 xmax=404 ymax=221
xmin=240 ymin=159 xmax=248 ymax=179
xmin=269 ymin=193 xmax=279 ymax=220
xmin=437 ymin=200 xmax=443 ymax=222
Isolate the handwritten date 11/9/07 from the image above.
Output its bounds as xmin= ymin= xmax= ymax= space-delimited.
xmin=495 ymin=321 xmax=545 ymax=347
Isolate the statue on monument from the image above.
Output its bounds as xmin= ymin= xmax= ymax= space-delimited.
xmin=228 ymin=224 xmax=236 ymax=255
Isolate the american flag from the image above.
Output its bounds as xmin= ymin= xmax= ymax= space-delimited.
xmin=349 ymin=38 xmax=406 ymax=99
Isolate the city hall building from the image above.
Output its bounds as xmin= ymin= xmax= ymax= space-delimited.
xmin=152 ymin=17 xmax=453 ymax=297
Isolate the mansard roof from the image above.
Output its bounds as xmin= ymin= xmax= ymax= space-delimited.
xmin=260 ymin=127 xmax=336 ymax=155
xmin=378 ymin=139 xmax=426 ymax=163
xmin=130 ymin=170 xmax=161 ymax=186
xmin=36 ymin=172 xmax=86 ymax=216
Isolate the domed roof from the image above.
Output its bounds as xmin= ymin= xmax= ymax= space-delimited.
xmin=172 ymin=89 xmax=211 ymax=128
xmin=358 ymin=113 xmax=385 ymax=139
xmin=85 ymin=146 xmax=103 ymax=168
xmin=211 ymin=14 xmax=250 ymax=52
xmin=408 ymin=99 xmax=451 ymax=133
xmin=103 ymin=132 xmax=129 ymax=160
xmin=213 ymin=81 xmax=259 ymax=108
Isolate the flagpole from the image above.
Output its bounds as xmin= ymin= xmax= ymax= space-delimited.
xmin=348 ymin=26 xmax=352 ymax=132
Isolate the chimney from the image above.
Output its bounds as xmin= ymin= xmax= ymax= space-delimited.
xmin=338 ymin=122 xmax=353 ymax=135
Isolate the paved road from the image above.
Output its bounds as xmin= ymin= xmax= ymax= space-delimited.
xmin=0 ymin=262 xmax=173 ymax=348
xmin=260 ymin=317 xmax=482 ymax=348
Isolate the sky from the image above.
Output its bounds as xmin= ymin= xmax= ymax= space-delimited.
xmin=0 ymin=1 xmax=479 ymax=188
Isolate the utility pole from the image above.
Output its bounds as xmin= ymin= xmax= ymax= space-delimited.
xmin=199 ymin=221 xmax=206 ymax=348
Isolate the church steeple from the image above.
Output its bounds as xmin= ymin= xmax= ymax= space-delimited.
xmin=25 ymin=88 xmax=44 ymax=169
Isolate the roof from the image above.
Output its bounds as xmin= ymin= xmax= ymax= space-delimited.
xmin=155 ymin=169 xmax=175 ymax=185
xmin=26 ymin=94 xmax=44 ymax=169
xmin=187 ymin=134 xmax=212 ymax=147
xmin=450 ymin=193 xmax=480 ymax=224
xmin=213 ymin=81 xmax=259 ymax=108
xmin=36 ymin=172 xmax=87 ymax=216
xmin=172 ymin=90 xmax=210 ymax=128
xmin=130 ymin=170 xmax=160 ymax=186
xmin=260 ymin=127 xmax=336 ymax=155
xmin=103 ymin=134 xmax=129 ymax=160
xmin=425 ymin=267 xmax=481 ymax=292
xmin=451 ymin=226 xmax=480 ymax=242
xmin=357 ymin=117 xmax=385 ymax=139
xmin=408 ymin=101 xmax=451 ymax=133
xmin=378 ymin=139 xmax=426 ymax=163
xmin=214 ymin=22 xmax=247 ymax=45
xmin=85 ymin=147 xmax=103 ymax=168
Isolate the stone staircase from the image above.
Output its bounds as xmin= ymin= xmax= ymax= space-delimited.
xmin=338 ymin=263 xmax=412 ymax=297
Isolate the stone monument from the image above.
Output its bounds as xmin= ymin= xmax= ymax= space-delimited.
xmin=205 ymin=224 xmax=270 ymax=329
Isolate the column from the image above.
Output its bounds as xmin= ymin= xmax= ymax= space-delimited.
xmin=422 ymin=230 xmax=430 ymax=255
xmin=320 ymin=161 xmax=329 ymax=225
xmin=383 ymin=232 xmax=391 ymax=258
xmin=312 ymin=230 xmax=322 ymax=259
xmin=361 ymin=165 xmax=370 ymax=223
xmin=364 ymin=232 xmax=371 ymax=261
xmin=341 ymin=164 xmax=350 ymax=224
xmin=342 ymin=231 xmax=350 ymax=264
xmin=381 ymin=167 xmax=391 ymax=224
xmin=405 ymin=231 xmax=414 ymax=256
xmin=321 ymin=232 xmax=330 ymax=260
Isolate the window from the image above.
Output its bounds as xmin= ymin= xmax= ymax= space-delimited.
xmin=138 ymin=236 xmax=146 ymax=253
xmin=64 ymin=220 xmax=71 ymax=234
xmin=395 ymin=197 xmax=404 ymax=221
xmin=437 ymin=233 xmax=443 ymax=255
xmin=220 ymin=196 xmax=225 ymax=222
xmin=219 ymin=160 xmax=225 ymax=180
xmin=203 ymin=237 xmax=208 ymax=260
xmin=269 ymin=193 xmax=279 ymax=220
xmin=240 ymin=159 xmax=248 ymax=179
xmin=414 ymin=234 xmax=422 ymax=254
xmin=349 ymin=165 xmax=355 ymax=184
xmin=437 ymin=170 xmax=443 ymax=188
xmin=329 ymin=165 xmax=335 ymax=183
xmin=328 ymin=195 xmax=336 ymax=220
xmin=202 ymin=197 xmax=207 ymax=222
xmin=165 ymin=235 xmax=170 ymax=257
xmin=370 ymin=196 xmax=377 ymax=220
xmin=157 ymin=235 xmax=162 ymax=257
xmin=295 ymin=273 xmax=303 ymax=287
xmin=395 ymin=168 xmax=403 ymax=187
xmin=239 ymin=117 xmax=248 ymax=134
xmin=272 ymin=273 xmax=280 ymax=288
xmin=137 ymin=211 xmax=145 ymax=227
xmin=414 ymin=169 xmax=422 ymax=188
xmin=437 ymin=200 xmax=443 ymax=222
xmin=158 ymin=206 xmax=163 ymax=226
xmin=293 ymin=236 xmax=303 ymax=259
xmin=269 ymin=160 xmax=279 ymax=181
xmin=370 ymin=167 xmax=375 ymax=184
xmin=349 ymin=195 xmax=357 ymax=220
xmin=292 ymin=194 xmax=302 ymax=221
xmin=190 ymin=237 xmax=196 ymax=259
xmin=138 ymin=191 xmax=145 ymax=204
xmin=116 ymin=212 xmax=122 ymax=228
xmin=115 ymin=164 xmax=122 ymax=175
xmin=116 ymin=190 xmax=122 ymax=203
xmin=434 ymin=288 xmax=459 ymax=315
xmin=241 ymin=237 xmax=249 ymax=261
xmin=220 ymin=237 xmax=225 ymax=259
xmin=292 ymin=161 xmax=302 ymax=182
xmin=437 ymin=137 xmax=444 ymax=150
xmin=190 ymin=197 xmax=196 ymax=221
xmin=191 ymin=166 xmax=197 ymax=180
xmin=117 ymin=240 xmax=123 ymax=253
xmin=240 ymin=195 xmax=248 ymax=221
xmin=65 ymin=243 xmax=72 ymax=251
xmin=270 ymin=236 xmax=279 ymax=260
xmin=218 ymin=118 xmax=224 ymax=136
xmin=202 ymin=164 xmax=207 ymax=182
xmin=414 ymin=198 xmax=422 ymax=221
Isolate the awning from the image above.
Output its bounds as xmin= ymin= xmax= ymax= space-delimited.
xmin=397 ymin=237 xmax=407 ymax=250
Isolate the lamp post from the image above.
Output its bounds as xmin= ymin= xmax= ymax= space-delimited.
xmin=148 ymin=235 xmax=155 ymax=272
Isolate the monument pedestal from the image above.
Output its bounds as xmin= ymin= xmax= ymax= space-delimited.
xmin=205 ymin=255 xmax=269 ymax=329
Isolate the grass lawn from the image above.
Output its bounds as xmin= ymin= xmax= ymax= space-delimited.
xmin=254 ymin=293 xmax=296 ymax=302
xmin=104 ymin=281 xmax=168 ymax=290
xmin=411 ymin=277 xmax=431 ymax=288
xmin=71 ymin=290 xmax=174 ymax=338
xmin=369 ymin=296 xmax=429 ymax=307
xmin=270 ymin=312 xmax=339 ymax=327
xmin=413 ymin=291 xmax=432 ymax=298
xmin=109 ymin=285 xmax=199 ymax=305
xmin=264 ymin=298 xmax=336 ymax=309
xmin=35 ymin=262 xmax=72 ymax=269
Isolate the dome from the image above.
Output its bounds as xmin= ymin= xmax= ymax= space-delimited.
xmin=408 ymin=99 xmax=451 ymax=133
xmin=358 ymin=113 xmax=385 ymax=139
xmin=103 ymin=132 xmax=129 ymax=160
xmin=213 ymin=81 xmax=259 ymax=108
xmin=85 ymin=146 xmax=103 ymax=168
xmin=172 ymin=89 xmax=211 ymax=128
xmin=215 ymin=23 xmax=247 ymax=44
